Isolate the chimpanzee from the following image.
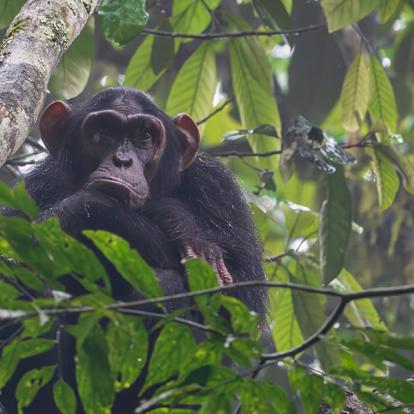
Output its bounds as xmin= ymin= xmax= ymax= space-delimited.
xmin=1 ymin=87 xmax=266 ymax=413
xmin=26 ymin=86 xmax=266 ymax=309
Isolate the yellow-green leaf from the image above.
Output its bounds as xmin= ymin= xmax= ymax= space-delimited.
xmin=369 ymin=146 xmax=399 ymax=211
xmin=369 ymin=56 xmax=398 ymax=132
xmin=340 ymin=52 xmax=370 ymax=132
xmin=166 ymin=42 xmax=217 ymax=130
xmin=320 ymin=0 xmax=379 ymax=33
xmin=378 ymin=0 xmax=401 ymax=23
xmin=229 ymin=38 xmax=281 ymax=173
xmin=125 ymin=36 xmax=167 ymax=92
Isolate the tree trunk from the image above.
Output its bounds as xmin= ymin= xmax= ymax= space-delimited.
xmin=0 ymin=0 xmax=101 ymax=166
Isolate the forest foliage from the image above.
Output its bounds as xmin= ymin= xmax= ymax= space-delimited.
xmin=0 ymin=0 xmax=414 ymax=413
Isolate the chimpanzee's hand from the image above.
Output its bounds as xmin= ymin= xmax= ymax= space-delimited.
xmin=183 ymin=239 xmax=233 ymax=286
xmin=37 ymin=190 xmax=125 ymax=235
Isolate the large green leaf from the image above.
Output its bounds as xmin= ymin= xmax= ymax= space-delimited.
xmin=98 ymin=0 xmax=148 ymax=48
xmin=369 ymin=55 xmax=398 ymax=132
xmin=124 ymin=36 xmax=167 ymax=92
xmin=319 ymin=166 xmax=352 ymax=284
xmin=339 ymin=52 xmax=370 ymax=132
xmin=269 ymin=268 xmax=303 ymax=352
xmin=229 ymin=38 xmax=281 ymax=171
xmin=170 ymin=0 xmax=220 ymax=36
xmin=49 ymin=19 xmax=94 ymax=99
xmin=166 ymin=42 xmax=217 ymax=127
xmin=0 ymin=0 xmax=25 ymax=29
xmin=145 ymin=323 xmax=196 ymax=390
xmin=85 ymin=230 xmax=162 ymax=298
xmin=320 ymin=0 xmax=379 ymax=33
xmin=369 ymin=146 xmax=399 ymax=211
xmin=107 ymin=314 xmax=148 ymax=391
xmin=76 ymin=326 xmax=114 ymax=413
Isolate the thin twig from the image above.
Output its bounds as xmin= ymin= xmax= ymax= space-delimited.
xmin=141 ymin=24 xmax=323 ymax=40
xmin=197 ymin=97 xmax=234 ymax=125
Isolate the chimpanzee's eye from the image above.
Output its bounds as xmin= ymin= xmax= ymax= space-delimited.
xmin=91 ymin=131 xmax=116 ymax=146
xmin=143 ymin=130 xmax=152 ymax=140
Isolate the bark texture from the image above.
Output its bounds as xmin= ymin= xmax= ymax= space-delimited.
xmin=0 ymin=0 xmax=101 ymax=166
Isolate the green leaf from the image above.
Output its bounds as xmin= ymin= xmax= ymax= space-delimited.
xmin=53 ymin=379 xmax=77 ymax=414
xmin=170 ymin=0 xmax=220 ymax=36
xmin=49 ymin=19 xmax=94 ymax=99
xmin=76 ymin=326 xmax=114 ymax=413
xmin=320 ymin=0 xmax=379 ymax=33
xmin=16 ymin=365 xmax=55 ymax=413
xmin=145 ymin=323 xmax=196 ymax=390
xmin=340 ymin=52 xmax=370 ymax=132
xmin=319 ymin=166 xmax=352 ymax=283
xmin=252 ymin=0 xmax=291 ymax=31
xmin=186 ymin=258 xmax=218 ymax=308
xmin=269 ymin=281 xmax=304 ymax=352
xmin=85 ymin=230 xmax=162 ymax=297
xmin=0 ymin=0 xmax=25 ymax=29
xmin=358 ymin=377 xmax=414 ymax=404
xmin=340 ymin=337 xmax=414 ymax=371
xmin=221 ymin=296 xmax=259 ymax=337
xmin=335 ymin=269 xmax=386 ymax=330
xmin=369 ymin=55 xmax=398 ymax=132
xmin=151 ymin=21 xmax=175 ymax=75
xmin=378 ymin=0 xmax=401 ymax=23
xmin=0 ymin=340 xmax=20 ymax=388
xmin=369 ymin=146 xmax=399 ymax=210
xmin=19 ymin=338 xmax=55 ymax=359
xmin=166 ymin=42 xmax=217 ymax=128
xmin=0 ymin=182 xmax=38 ymax=219
xmin=98 ymin=0 xmax=149 ymax=48
xmin=229 ymin=36 xmax=281 ymax=172
xmin=289 ymin=366 xmax=324 ymax=414
xmin=124 ymin=36 xmax=167 ymax=91
xmin=377 ymin=149 xmax=414 ymax=195
xmin=107 ymin=314 xmax=148 ymax=391
xmin=363 ymin=330 xmax=414 ymax=349
xmin=240 ymin=380 xmax=296 ymax=414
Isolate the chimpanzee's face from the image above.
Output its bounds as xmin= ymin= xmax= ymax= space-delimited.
xmin=39 ymin=88 xmax=200 ymax=209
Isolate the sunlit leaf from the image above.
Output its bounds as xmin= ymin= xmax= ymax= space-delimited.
xmin=166 ymin=42 xmax=217 ymax=130
xmin=229 ymin=36 xmax=281 ymax=172
xmin=49 ymin=19 xmax=94 ymax=99
xmin=319 ymin=166 xmax=352 ymax=283
xmin=369 ymin=146 xmax=399 ymax=210
xmin=85 ymin=230 xmax=162 ymax=298
xmin=340 ymin=52 xmax=370 ymax=132
xmin=369 ymin=55 xmax=398 ymax=132
xmin=320 ymin=0 xmax=379 ymax=33
xmin=125 ymin=36 xmax=167 ymax=91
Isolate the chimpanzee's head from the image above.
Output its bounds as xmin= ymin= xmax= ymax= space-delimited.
xmin=39 ymin=87 xmax=200 ymax=208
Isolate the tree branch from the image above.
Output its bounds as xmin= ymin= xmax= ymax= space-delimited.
xmin=0 ymin=0 xmax=101 ymax=167
xmin=141 ymin=24 xmax=323 ymax=40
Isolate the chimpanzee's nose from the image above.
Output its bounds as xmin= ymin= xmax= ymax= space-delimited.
xmin=113 ymin=151 xmax=133 ymax=167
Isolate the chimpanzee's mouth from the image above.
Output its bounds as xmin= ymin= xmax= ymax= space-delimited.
xmin=86 ymin=178 xmax=146 ymax=209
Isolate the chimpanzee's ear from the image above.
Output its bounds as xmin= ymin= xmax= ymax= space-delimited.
xmin=173 ymin=113 xmax=200 ymax=170
xmin=39 ymin=100 xmax=72 ymax=156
